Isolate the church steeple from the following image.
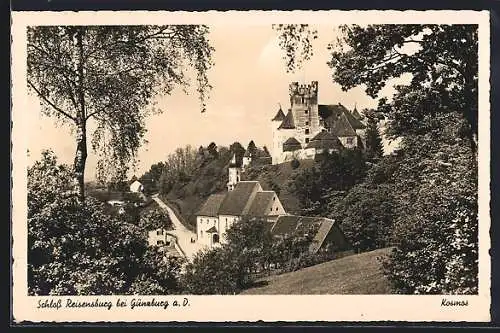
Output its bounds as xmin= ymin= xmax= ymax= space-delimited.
xmin=227 ymin=153 xmax=241 ymax=191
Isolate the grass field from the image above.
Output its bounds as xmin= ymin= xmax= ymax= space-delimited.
xmin=241 ymin=248 xmax=394 ymax=295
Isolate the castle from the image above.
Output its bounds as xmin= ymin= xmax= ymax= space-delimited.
xmin=271 ymin=81 xmax=367 ymax=164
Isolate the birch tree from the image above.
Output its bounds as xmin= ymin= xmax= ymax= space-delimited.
xmin=27 ymin=25 xmax=213 ymax=202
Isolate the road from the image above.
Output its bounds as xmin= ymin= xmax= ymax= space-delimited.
xmin=152 ymin=194 xmax=203 ymax=261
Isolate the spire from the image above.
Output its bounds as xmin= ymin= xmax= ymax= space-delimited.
xmin=272 ymin=104 xmax=286 ymax=122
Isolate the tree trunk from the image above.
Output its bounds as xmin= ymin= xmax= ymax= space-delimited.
xmin=72 ymin=28 xmax=87 ymax=203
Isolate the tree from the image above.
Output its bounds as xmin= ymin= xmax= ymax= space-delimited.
xmin=207 ymin=142 xmax=218 ymax=158
xmin=229 ymin=141 xmax=246 ymax=162
xmin=364 ymin=110 xmax=384 ymax=161
xmin=246 ymin=140 xmax=258 ymax=157
xmin=28 ymin=26 xmax=213 ymax=202
xmin=28 ymin=150 xmax=183 ymax=295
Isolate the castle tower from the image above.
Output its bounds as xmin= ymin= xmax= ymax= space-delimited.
xmin=227 ymin=153 xmax=241 ymax=191
xmin=289 ymin=81 xmax=319 ymax=146
xmin=271 ymin=105 xmax=286 ymax=164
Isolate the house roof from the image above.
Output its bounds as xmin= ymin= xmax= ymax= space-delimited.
xmin=218 ymin=181 xmax=261 ymax=216
xmin=283 ymin=137 xmax=302 ymax=152
xmin=330 ymin=112 xmax=357 ymax=137
xmin=246 ymin=191 xmax=275 ymax=216
xmin=197 ymin=194 xmax=226 ymax=217
xmin=306 ymin=131 xmax=344 ymax=150
xmin=278 ymin=110 xmax=296 ymax=129
xmin=309 ymin=219 xmax=335 ymax=253
xmin=271 ymin=215 xmax=323 ymax=237
xmin=272 ymin=108 xmax=286 ymax=121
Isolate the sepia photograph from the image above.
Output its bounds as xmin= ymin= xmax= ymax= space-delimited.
xmin=11 ymin=10 xmax=491 ymax=322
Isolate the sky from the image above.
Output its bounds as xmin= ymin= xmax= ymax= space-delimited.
xmin=26 ymin=25 xmax=403 ymax=180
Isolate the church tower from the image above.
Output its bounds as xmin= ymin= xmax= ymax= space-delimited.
xmin=227 ymin=153 xmax=241 ymax=191
xmin=271 ymin=105 xmax=286 ymax=164
xmin=289 ymin=81 xmax=319 ymax=146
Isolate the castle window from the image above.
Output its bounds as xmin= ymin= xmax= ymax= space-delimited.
xmin=157 ymin=229 xmax=164 ymax=236
xmin=305 ymin=138 xmax=310 ymax=143
xmin=157 ymin=240 xmax=164 ymax=246
xmin=305 ymin=121 xmax=309 ymax=125
xmin=305 ymin=109 xmax=308 ymax=114
xmin=305 ymin=129 xmax=310 ymax=135
xmin=276 ymin=207 xmax=279 ymax=211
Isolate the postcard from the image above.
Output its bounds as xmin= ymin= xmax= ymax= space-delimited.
xmin=11 ymin=9 xmax=491 ymax=322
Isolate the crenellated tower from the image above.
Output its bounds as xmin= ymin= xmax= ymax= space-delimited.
xmin=289 ymin=81 xmax=319 ymax=146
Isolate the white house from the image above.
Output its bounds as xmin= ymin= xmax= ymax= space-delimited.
xmin=147 ymin=228 xmax=174 ymax=247
xmin=129 ymin=180 xmax=144 ymax=193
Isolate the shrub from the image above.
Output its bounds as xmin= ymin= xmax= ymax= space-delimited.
xmin=290 ymin=158 xmax=300 ymax=169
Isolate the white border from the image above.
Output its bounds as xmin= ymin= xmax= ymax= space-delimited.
xmin=11 ymin=10 xmax=491 ymax=322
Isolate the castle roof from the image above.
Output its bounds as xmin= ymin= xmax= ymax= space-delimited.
xmin=218 ymin=181 xmax=261 ymax=216
xmin=196 ymin=194 xmax=226 ymax=217
xmin=319 ymin=104 xmax=366 ymax=131
xmin=271 ymin=108 xmax=286 ymax=121
xmin=306 ymin=131 xmax=344 ymax=150
xmin=246 ymin=191 xmax=275 ymax=217
xmin=206 ymin=226 xmax=218 ymax=233
xmin=351 ymin=107 xmax=363 ymax=120
xmin=282 ymin=137 xmax=302 ymax=152
xmin=330 ymin=112 xmax=358 ymax=137
xmin=278 ymin=110 xmax=296 ymax=130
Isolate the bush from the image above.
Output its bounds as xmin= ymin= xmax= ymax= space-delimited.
xmin=28 ymin=151 xmax=183 ymax=295
xmin=290 ymin=158 xmax=300 ymax=169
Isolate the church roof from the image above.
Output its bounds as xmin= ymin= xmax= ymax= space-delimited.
xmin=330 ymin=112 xmax=358 ymax=137
xmin=197 ymin=194 xmax=226 ymax=217
xmin=278 ymin=110 xmax=296 ymax=129
xmin=218 ymin=181 xmax=261 ymax=216
xmin=306 ymin=131 xmax=344 ymax=150
xmin=282 ymin=137 xmax=302 ymax=152
xmin=272 ymin=108 xmax=286 ymax=121
xmin=206 ymin=226 xmax=218 ymax=233
xmin=246 ymin=191 xmax=275 ymax=217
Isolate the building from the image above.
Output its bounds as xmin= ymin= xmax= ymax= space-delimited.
xmin=147 ymin=228 xmax=175 ymax=247
xmin=270 ymin=215 xmax=352 ymax=254
xmin=196 ymin=180 xmax=286 ymax=248
xmin=271 ymin=81 xmax=367 ymax=164
xmin=129 ymin=180 xmax=144 ymax=193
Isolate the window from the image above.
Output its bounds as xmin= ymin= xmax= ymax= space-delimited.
xmin=201 ymin=230 xmax=203 ymax=237
xmin=305 ymin=138 xmax=310 ymax=143
xmin=237 ymin=176 xmax=240 ymax=182
xmin=305 ymin=109 xmax=308 ymax=114
xmin=305 ymin=121 xmax=309 ymax=125
xmin=276 ymin=207 xmax=279 ymax=211
xmin=157 ymin=229 xmax=163 ymax=235
xmin=157 ymin=240 xmax=164 ymax=246
xmin=305 ymin=129 xmax=309 ymax=135
xmin=273 ymin=197 xmax=276 ymax=201
xmin=346 ymin=137 xmax=354 ymax=144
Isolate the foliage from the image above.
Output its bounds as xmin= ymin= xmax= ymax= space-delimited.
xmin=139 ymin=162 xmax=165 ymax=194
xmin=158 ymin=145 xmax=198 ymax=194
xmin=182 ymin=218 xmax=272 ymax=294
xmin=28 ymin=150 xmax=183 ymax=295
xmin=139 ymin=208 xmax=173 ymax=231
xmin=330 ymin=184 xmax=395 ymax=252
xmin=382 ymin=113 xmax=478 ymax=294
xmin=27 ymin=26 xmax=213 ymax=200
xmin=289 ymin=149 xmax=367 ymax=216
xmin=290 ymin=158 xmax=300 ymax=169
xmin=272 ymin=24 xmax=318 ymax=73
xmin=329 ymin=24 xmax=478 ymax=147
xmin=364 ymin=110 xmax=384 ymax=161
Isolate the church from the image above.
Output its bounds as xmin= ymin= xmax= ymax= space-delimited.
xmin=271 ymin=81 xmax=367 ymax=164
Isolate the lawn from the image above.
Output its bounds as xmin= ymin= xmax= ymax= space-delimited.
xmin=241 ymin=247 xmax=394 ymax=295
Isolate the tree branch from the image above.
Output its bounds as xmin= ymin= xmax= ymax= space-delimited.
xmin=27 ymin=80 xmax=77 ymax=122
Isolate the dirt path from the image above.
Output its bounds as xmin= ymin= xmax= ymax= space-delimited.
xmin=152 ymin=194 xmax=203 ymax=261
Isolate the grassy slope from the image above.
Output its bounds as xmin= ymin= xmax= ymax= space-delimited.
xmin=241 ymin=248 xmax=393 ymax=295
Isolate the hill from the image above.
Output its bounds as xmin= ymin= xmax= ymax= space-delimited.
xmin=241 ymin=247 xmax=393 ymax=295
xmin=161 ymin=150 xmax=315 ymax=230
